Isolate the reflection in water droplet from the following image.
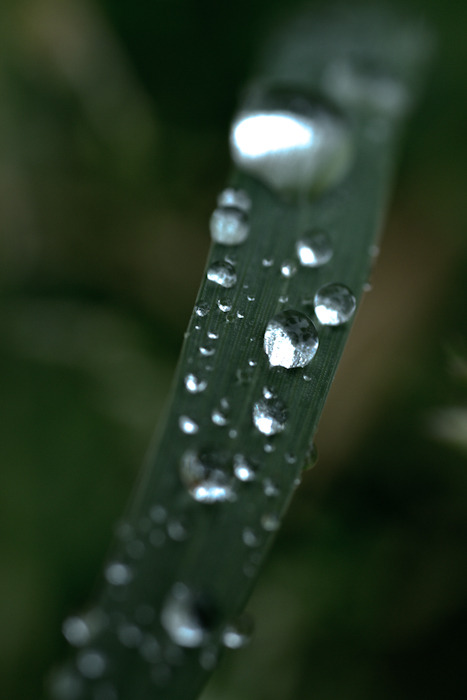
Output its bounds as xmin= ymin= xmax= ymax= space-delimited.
xmin=264 ymin=310 xmax=319 ymax=369
xmin=278 ymin=295 xmax=289 ymax=304
xmin=184 ymin=374 xmax=208 ymax=394
xmin=230 ymin=87 xmax=353 ymax=197
xmin=179 ymin=416 xmax=199 ymax=434
xmin=199 ymin=346 xmax=215 ymax=357
xmin=76 ymin=650 xmax=107 ymax=679
xmin=280 ymin=260 xmax=297 ymax=278
xmin=207 ymin=261 xmax=237 ymax=288
xmin=262 ymin=386 xmax=276 ymax=400
xmin=212 ymin=408 xmax=229 ymax=426
xmin=117 ymin=623 xmax=143 ymax=648
xmin=314 ymin=283 xmax=356 ymax=325
xmin=253 ymin=397 xmax=287 ymax=435
xmin=210 ymin=206 xmax=249 ymax=245
xmin=161 ymin=583 xmax=215 ymax=648
xmin=261 ymin=513 xmax=280 ymax=531
xmin=222 ymin=613 xmax=254 ymax=649
xmin=195 ymin=302 xmax=210 ymax=317
xmin=233 ymin=454 xmax=257 ymax=482
xmin=180 ymin=449 xmax=235 ymax=503
xmin=217 ymin=187 xmax=251 ymax=212
xmin=262 ymin=258 xmax=274 ymax=268
xmin=105 ymin=562 xmax=133 ymax=586
xmin=296 ymin=230 xmax=333 ymax=267
xmin=217 ymin=300 xmax=232 ymax=313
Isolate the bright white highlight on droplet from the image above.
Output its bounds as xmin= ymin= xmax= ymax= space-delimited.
xmin=232 ymin=113 xmax=314 ymax=159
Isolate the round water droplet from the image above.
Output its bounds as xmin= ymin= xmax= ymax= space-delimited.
xmin=179 ymin=449 xmax=235 ymax=503
xmin=261 ymin=513 xmax=280 ymax=531
xmin=199 ymin=345 xmax=215 ymax=357
xmin=222 ymin=613 xmax=254 ymax=649
xmin=210 ymin=206 xmax=249 ymax=245
xmin=179 ymin=415 xmax=199 ymax=434
xmin=263 ymin=478 xmax=280 ymax=497
xmin=184 ymin=374 xmax=207 ymax=394
xmin=76 ymin=650 xmax=107 ymax=679
xmin=233 ymin=454 xmax=257 ymax=482
xmin=195 ymin=302 xmax=210 ymax=317
xmin=117 ymin=623 xmax=143 ymax=648
xmin=105 ymin=562 xmax=133 ymax=587
xmin=314 ymin=283 xmax=356 ymax=325
xmin=230 ymin=86 xmax=353 ymax=197
xmin=296 ymin=230 xmax=333 ymax=267
xmin=278 ymin=294 xmax=289 ymax=304
xmin=212 ymin=408 xmax=229 ymax=426
xmin=149 ymin=504 xmax=167 ymax=523
xmin=252 ymin=397 xmax=287 ymax=436
xmin=161 ymin=583 xmax=216 ymax=648
xmin=262 ymin=258 xmax=274 ymax=268
xmin=207 ymin=331 xmax=219 ymax=340
xmin=207 ymin=261 xmax=237 ymax=288
xmin=243 ymin=527 xmax=260 ymax=547
xmin=62 ymin=616 xmax=91 ymax=648
xmin=217 ymin=300 xmax=232 ymax=313
xmin=281 ymin=259 xmax=297 ymax=278
xmin=264 ymin=310 xmax=319 ymax=369
xmin=217 ymin=187 xmax=251 ymax=212
xmin=262 ymin=386 xmax=276 ymax=400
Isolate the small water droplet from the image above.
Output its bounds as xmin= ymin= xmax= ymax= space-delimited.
xmin=199 ymin=345 xmax=215 ymax=357
xmin=76 ymin=650 xmax=107 ymax=679
xmin=149 ymin=504 xmax=167 ymax=523
xmin=180 ymin=449 xmax=235 ymax=503
xmin=314 ymin=283 xmax=356 ymax=325
xmin=261 ymin=513 xmax=280 ymax=531
xmin=296 ymin=230 xmax=333 ymax=267
xmin=217 ymin=187 xmax=251 ymax=212
xmin=217 ymin=300 xmax=232 ymax=313
xmin=264 ymin=442 xmax=275 ymax=453
xmin=285 ymin=452 xmax=296 ymax=464
xmin=210 ymin=206 xmax=249 ymax=245
xmin=161 ymin=583 xmax=216 ymax=648
xmin=117 ymin=623 xmax=143 ymax=648
xmin=253 ymin=397 xmax=287 ymax=436
xmin=303 ymin=442 xmax=318 ymax=471
xmin=243 ymin=527 xmax=260 ymax=547
xmin=303 ymin=374 xmax=312 ymax=382
xmin=263 ymin=478 xmax=280 ymax=497
xmin=236 ymin=310 xmax=245 ymax=319
xmin=195 ymin=302 xmax=210 ymax=317
xmin=229 ymin=428 xmax=238 ymax=439
xmin=184 ymin=374 xmax=207 ymax=394
xmin=278 ymin=294 xmax=289 ymax=304
xmin=179 ymin=415 xmax=199 ymax=434
xmin=105 ymin=562 xmax=133 ymax=587
xmin=230 ymin=86 xmax=353 ymax=197
xmin=262 ymin=386 xmax=276 ymax=400
xmin=264 ymin=310 xmax=319 ymax=368
xmin=207 ymin=260 xmax=237 ymax=288
xmin=212 ymin=408 xmax=229 ymax=426
xmin=281 ymin=259 xmax=297 ymax=278
xmin=363 ymin=281 xmax=372 ymax=293
xmin=221 ymin=613 xmax=254 ymax=649
xmin=247 ymin=294 xmax=255 ymax=302
xmin=207 ymin=331 xmax=219 ymax=340
xmin=62 ymin=611 xmax=105 ymax=647
xmin=262 ymin=257 xmax=274 ymax=267
xmin=233 ymin=454 xmax=257 ymax=482
xmin=167 ymin=516 xmax=190 ymax=542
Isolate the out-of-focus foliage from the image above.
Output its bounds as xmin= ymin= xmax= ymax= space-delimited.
xmin=0 ymin=1 xmax=466 ymax=699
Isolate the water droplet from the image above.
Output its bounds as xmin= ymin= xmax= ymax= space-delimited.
xmin=217 ymin=300 xmax=232 ymax=313
xmin=285 ymin=452 xmax=296 ymax=464
xmin=210 ymin=206 xmax=249 ymax=245
xmin=296 ymin=230 xmax=333 ymax=267
xmin=229 ymin=428 xmax=238 ymax=439
xmin=314 ymin=283 xmax=356 ymax=325
xmin=221 ymin=613 xmax=254 ymax=649
xmin=180 ymin=449 xmax=235 ymax=503
xmin=63 ymin=611 xmax=105 ymax=648
xmin=117 ymin=623 xmax=143 ymax=648
xmin=230 ymin=86 xmax=353 ymax=197
xmin=247 ymin=294 xmax=255 ymax=302
xmin=195 ymin=302 xmax=210 ymax=317
xmin=264 ymin=442 xmax=275 ymax=453
xmin=161 ymin=583 xmax=216 ymax=648
xmin=281 ymin=259 xmax=297 ymax=278
xmin=184 ymin=374 xmax=207 ymax=394
xmin=207 ymin=331 xmax=219 ymax=340
xmin=263 ymin=478 xmax=280 ymax=497
xmin=253 ymin=397 xmax=287 ymax=436
xmin=199 ymin=345 xmax=215 ymax=357
xmin=243 ymin=527 xmax=260 ymax=547
xmin=207 ymin=260 xmax=237 ymax=288
xmin=233 ymin=454 xmax=257 ymax=482
xmin=236 ymin=310 xmax=245 ymax=319
xmin=105 ymin=562 xmax=133 ymax=587
xmin=264 ymin=310 xmax=319 ymax=369
xmin=76 ymin=650 xmax=107 ymax=679
xmin=212 ymin=408 xmax=229 ymax=426
xmin=217 ymin=187 xmax=251 ymax=212
xmin=262 ymin=386 xmax=276 ymax=400
xmin=261 ymin=513 xmax=280 ymax=531
xmin=167 ymin=516 xmax=190 ymax=542
xmin=149 ymin=504 xmax=167 ymax=523
xmin=262 ymin=258 xmax=274 ymax=267
xmin=303 ymin=442 xmax=318 ymax=471
xmin=179 ymin=416 xmax=199 ymax=434
xmin=278 ymin=294 xmax=289 ymax=304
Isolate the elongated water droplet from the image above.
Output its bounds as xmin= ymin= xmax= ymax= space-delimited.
xmin=264 ymin=310 xmax=319 ymax=369
xmin=179 ymin=416 xmax=199 ymax=434
xmin=179 ymin=449 xmax=235 ymax=503
xmin=296 ymin=230 xmax=333 ymax=267
xmin=230 ymin=86 xmax=353 ymax=197
xmin=314 ymin=283 xmax=356 ymax=325
xmin=233 ymin=454 xmax=257 ymax=482
xmin=222 ymin=613 xmax=254 ymax=649
xmin=252 ymin=397 xmax=287 ymax=436
xmin=207 ymin=261 xmax=237 ymax=288
xmin=210 ymin=206 xmax=249 ymax=245
xmin=217 ymin=187 xmax=251 ymax=212
xmin=161 ymin=583 xmax=216 ymax=648
xmin=184 ymin=374 xmax=207 ymax=394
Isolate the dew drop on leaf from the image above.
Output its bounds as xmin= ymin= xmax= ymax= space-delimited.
xmin=314 ymin=283 xmax=356 ymax=325
xmin=179 ymin=416 xmax=199 ymax=434
xmin=233 ymin=454 xmax=257 ymax=482
xmin=280 ymin=259 xmax=297 ymax=278
xmin=296 ymin=230 xmax=333 ymax=267
xmin=179 ymin=449 xmax=235 ymax=503
xmin=221 ymin=613 xmax=254 ymax=649
xmin=207 ymin=261 xmax=237 ymax=288
xmin=217 ymin=187 xmax=251 ymax=212
xmin=184 ymin=374 xmax=207 ymax=394
xmin=252 ymin=397 xmax=288 ymax=435
xmin=161 ymin=583 xmax=216 ymax=648
xmin=264 ymin=309 xmax=319 ymax=368
xmin=105 ymin=562 xmax=133 ymax=587
xmin=210 ymin=206 xmax=249 ymax=245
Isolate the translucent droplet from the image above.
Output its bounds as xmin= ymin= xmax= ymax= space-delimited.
xmin=195 ymin=302 xmax=210 ymax=317
xmin=179 ymin=449 xmax=235 ymax=503
xmin=233 ymin=454 xmax=257 ymax=482
xmin=179 ymin=416 xmax=199 ymax=434
xmin=217 ymin=187 xmax=251 ymax=212
xmin=184 ymin=374 xmax=207 ymax=394
xmin=280 ymin=260 xmax=297 ymax=278
xmin=264 ymin=442 xmax=275 ymax=454
xmin=243 ymin=527 xmax=260 ymax=547
xmin=296 ymin=230 xmax=333 ymax=267
xmin=262 ymin=258 xmax=274 ymax=267
xmin=167 ymin=516 xmax=190 ymax=542
xmin=149 ymin=504 xmax=167 ymax=523
xmin=76 ymin=650 xmax=106 ymax=679
xmin=264 ymin=310 xmax=319 ymax=369
xmin=207 ymin=261 xmax=237 ymax=288
xmin=221 ymin=613 xmax=254 ymax=649
xmin=62 ymin=612 xmax=103 ymax=648
xmin=253 ymin=397 xmax=287 ymax=436
xmin=212 ymin=408 xmax=229 ymax=426
xmin=314 ymin=283 xmax=356 ymax=325
xmin=207 ymin=331 xmax=219 ymax=340
xmin=262 ymin=386 xmax=276 ymax=400
xmin=230 ymin=87 xmax=353 ymax=197
xmin=199 ymin=345 xmax=215 ymax=357
xmin=161 ymin=583 xmax=216 ymax=648
xmin=217 ymin=300 xmax=232 ymax=313
xmin=303 ymin=442 xmax=318 ymax=471
xmin=263 ymin=478 xmax=280 ymax=497
xmin=105 ymin=562 xmax=133 ymax=587
xmin=210 ymin=206 xmax=249 ymax=245
xmin=278 ymin=294 xmax=289 ymax=304
xmin=261 ymin=513 xmax=280 ymax=531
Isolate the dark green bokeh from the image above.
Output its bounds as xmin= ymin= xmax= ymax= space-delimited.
xmin=1 ymin=1 xmax=466 ymax=699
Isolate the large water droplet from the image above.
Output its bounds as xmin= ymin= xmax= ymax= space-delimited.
xmin=210 ymin=206 xmax=249 ymax=245
xmin=314 ymin=283 xmax=356 ymax=325
xmin=252 ymin=397 xmax=288 ymax=436
xmin=217 ymin=187 xmax=251 ymax=212
xmin=179 ymin=449 xmax=235 ymax=503
xmin=264 ymin=310 xmax=319 ymax=369
xmin=207 ymin=261 xmax=237 ymax=288
xmin=184 ymin=374 xmax=207 ymax=394
xmin=161 ymin=583 xmax=216 ymax=648
xmin=296 ymin=230 xmax=333 ymax=267
xmin=221 ymin=613 xmax=254 ymax=649
xmin=230 ymin=87 xmax=353 ymax=197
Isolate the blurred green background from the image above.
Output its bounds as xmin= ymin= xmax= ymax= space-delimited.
xmin=1 ymin=1 xmax=466 ymax=699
